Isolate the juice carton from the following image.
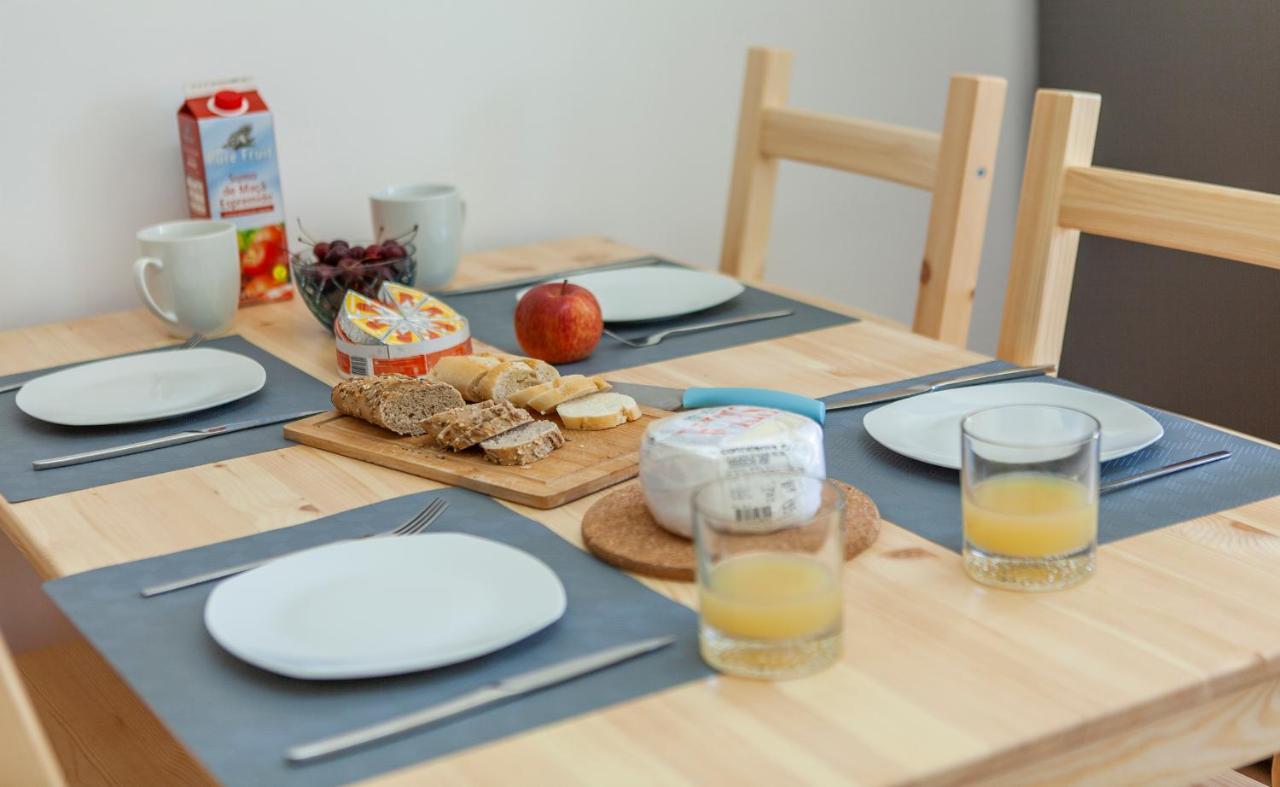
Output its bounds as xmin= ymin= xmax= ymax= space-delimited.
xmin=178 ymin=77 xmax=291 ymax=304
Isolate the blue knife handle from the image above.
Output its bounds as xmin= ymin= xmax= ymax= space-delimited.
xmin=681 ymin=387 xmax=826 ymax=425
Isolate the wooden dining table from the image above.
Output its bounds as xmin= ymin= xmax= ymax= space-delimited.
xmin=3 ymin=236 xmax=1280 ymax=786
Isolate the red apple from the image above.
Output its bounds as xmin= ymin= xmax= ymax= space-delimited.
xmin=514 ymin=280 xmax=603 ymax=363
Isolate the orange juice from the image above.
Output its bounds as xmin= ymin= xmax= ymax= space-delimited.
xmin=963 ymin=473 xmax=1097 ymax=558
xmin=699 ymin=553 xmax=841 ymax=640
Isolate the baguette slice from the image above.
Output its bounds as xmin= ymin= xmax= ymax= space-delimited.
xmin=480 ymin=420 xmax=565 ymax=465
xmin=507 ymin=378 xmax=557 ymax=408
xmin=331 ymin=376 xmax=464 ymax=435
xmin=556 ymin=392 xmax=641 ymax=430
xmin=429 ymin=355 xmax=502 ymax=401
xmin=444 ymin=401 xmax=533 ymax=451
xmin=525 ymin=376 xmax=611 ymax=415
xmin=473 ymin=360 xmax=542 ymax=402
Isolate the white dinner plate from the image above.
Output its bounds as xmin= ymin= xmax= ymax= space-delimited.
xmin=516 ymin=266 xmax=745 ymax=322
xmin=862 ymin=381 xmax=1164 ymax=469
xmin=16 ymin=348 xmax=266 ymax=426
xmin=205 ymin=533 xmax=567 ymax=680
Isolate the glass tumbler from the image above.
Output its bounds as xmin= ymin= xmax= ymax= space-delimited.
xmin=961 ymin=404 xmax=1100 ymax=591
xmin=693 ymin=472 xmax=844 ymax=680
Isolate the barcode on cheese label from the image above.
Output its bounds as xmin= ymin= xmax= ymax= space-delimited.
xmin=348 ymin=356 xmax=371 ymax=377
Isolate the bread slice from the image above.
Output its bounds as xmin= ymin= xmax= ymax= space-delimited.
xmin=415 ymin=400 xmax=493 ymax=444
xmin=556 ymin=392 xmax=641 ymax=430
xmin=428 ymin=355 xmax=502 ymax=401
xmin=507 ymin=378 xmax=556 ymax=408
xmin=332 ymin=376 xmax=464 ymax=435
xmin=481 ymin=420 xmax=565 ymax=465
xmin=473 ymin=361 xmax=542 ymax=402
xmin=525 ymin=375 xmax=611 ymax=415
xmin=444 ymin=401 xmax=533 ymax=451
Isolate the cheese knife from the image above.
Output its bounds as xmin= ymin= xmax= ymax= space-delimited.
xmin=286 ymin=635 xmax=676 ymax=763
xmin=607 ymin=381 xmax=827 ymax=424
xmin=32 ymin=409 xmax=326 ymax=470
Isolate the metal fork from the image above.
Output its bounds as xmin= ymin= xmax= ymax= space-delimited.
xmin=0 ymin=332 xmax=205 ymax=395
xmin=139 ymin=497 xmax=449 ymax=597
xmin=604 ymin=309 xmax=793 ymax=348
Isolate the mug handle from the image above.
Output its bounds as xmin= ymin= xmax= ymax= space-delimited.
xmin=133 ymin=257 xmax=180 ymax=327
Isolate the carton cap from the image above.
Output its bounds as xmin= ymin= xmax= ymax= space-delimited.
xmin=214 ymin=90 xmax=243 ymax=111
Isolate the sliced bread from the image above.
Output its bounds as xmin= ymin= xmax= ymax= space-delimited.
xmin=473 ymin=360 xmax=542 ymax=402
xmin=416 ymin=400 xmax=495 ymax=445
xmin=332 ymin=375 xmax=464 ymax=435
xmin=428 ymin=355 xmax=502 ymax=401
xmin=480 ymin=420 xmax=565 ymax=465
xmin=444 ymin=401 xmax=533 ymax=451
xmin=555 ymin=392 xmax=641 ymax=430
xmin=525 ymin=375 xmax=611 ymax=415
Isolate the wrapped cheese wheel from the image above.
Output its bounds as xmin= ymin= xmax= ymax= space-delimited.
xmin=334 ymin=283 xmax=472 ymax=378
xmin=638 ymin=406 xmax=826 ymax=538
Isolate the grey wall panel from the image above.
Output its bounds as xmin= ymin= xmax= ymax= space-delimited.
xmin=1039 ymin=0 xmax=1280 ymax=440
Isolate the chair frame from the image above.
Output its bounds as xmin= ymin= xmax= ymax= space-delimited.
xmin=1 ymin=632 xmax=65 ymax=786
xmin=720 ymin=46 xmax=1007 ymax=345
xmin=998 ymin=89 xmax=1280 ymax=367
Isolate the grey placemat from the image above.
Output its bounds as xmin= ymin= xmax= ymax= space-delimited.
xmin=821 ymin=362 xmax=1280 ymax=551
xmin=0 ymin=335 xmax=332 ymax=503
xmin=45 ymin=488 xmax=709 ymax=787
xmin=441 ymin=259 xmax=856 ymax=375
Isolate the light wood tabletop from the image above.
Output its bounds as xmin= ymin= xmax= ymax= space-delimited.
xmin=4 ymin=236 xmax=1280 ymax=786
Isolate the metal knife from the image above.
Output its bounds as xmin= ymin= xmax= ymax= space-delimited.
xmin=286 ymin=635 xmax=676 ymax=764
xmin=824 ymin=365 xmax=1057 ymax=411
xmin=32 ymin=409 xmax=326 ymax=470
xmin=1100 ymin=450 xmax=1231 ymax=494
xmin=607 ymin=381 xmax=827 ymax=424
xmin=435 ymin=256 xmax=662 ymax=296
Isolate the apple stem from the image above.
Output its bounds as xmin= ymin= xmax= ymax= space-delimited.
xmin=560 ymin=279 xmax=569 ymax=295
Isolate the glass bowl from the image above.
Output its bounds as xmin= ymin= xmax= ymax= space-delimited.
xmin=290 ymin=243 xmax=417 ymax=331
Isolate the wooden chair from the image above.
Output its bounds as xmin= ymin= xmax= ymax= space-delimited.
xmin=720 ymin=46 xmax=1007 ymax=345
xmin=0 ymin=630 xmax=65 ymax=787
xmin=997 ymin=88 xmax=1280 ymax=367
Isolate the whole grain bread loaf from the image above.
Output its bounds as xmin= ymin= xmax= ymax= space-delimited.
xmin=331 ymin=375 xmax=464 ymax=435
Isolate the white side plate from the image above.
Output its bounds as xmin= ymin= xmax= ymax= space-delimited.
xmin=516 ymin=266 xmax=745 ymax=322
xmin=862 ymin=381 xmax=1164 ymax=469
xmin=205 ymin=533 xmax=567 ymax=680
xmin=16 ymin=348 xmax=266 ymax=426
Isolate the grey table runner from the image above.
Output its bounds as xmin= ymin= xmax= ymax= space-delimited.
xmin=822 ymin=362 xmax=1280 ymax=551
xmin=45 ymin=488 xmax=710 ymax=787
xmin=441 ymin=259 xmax=856 ymax=375
xmin=0 ymin=335 xmax=332 ymax=503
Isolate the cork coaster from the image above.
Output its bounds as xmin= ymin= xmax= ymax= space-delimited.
xmin=581 ymin=480 xmax=880 ymax=581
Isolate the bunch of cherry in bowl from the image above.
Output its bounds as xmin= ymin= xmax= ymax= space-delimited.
xmin=290 ymin=230 xmax=417 ymax=330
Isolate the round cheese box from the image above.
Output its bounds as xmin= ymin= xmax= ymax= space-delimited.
xmin=638 ymin=405 xmax=826 ymax=538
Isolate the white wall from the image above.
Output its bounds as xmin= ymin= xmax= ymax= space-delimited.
xmin=0 ymin=0 xmax=1034 ymax=351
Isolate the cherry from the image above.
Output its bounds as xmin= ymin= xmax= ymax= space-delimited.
xmin=348 ymin=245 xmax=365 ymax=260
xmin=312 ymin=241 xmax=330 ymax=259
xmin=323 ymin=248 xmax=344 ymax=266
xmin=363 ymin=245 xmax=382 ymax=261
xmin=330 ymin=239 xmax=348 ymax=250
xmin=381 ymin=241 xmax=406 ymax=259
xmin=337 ymin=257 xmax=362 ymax=274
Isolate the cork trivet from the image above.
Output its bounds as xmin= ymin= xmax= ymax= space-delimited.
xmin=581 ymin=480 xmax=880 ymax=581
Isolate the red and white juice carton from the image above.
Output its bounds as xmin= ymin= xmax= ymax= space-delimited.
xmin=178 ymin=77 xmax=291 ymax=305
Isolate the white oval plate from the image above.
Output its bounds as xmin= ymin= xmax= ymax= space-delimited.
xmin=16 ymin=348 xmax=266 ymax=426
xmin=205 ymin=533 xmax=567 ymax=680
xmin=516 ymin=266 xmax=745 ymax=322
xmin=862 ymin=381 xmax=1164 ymax=469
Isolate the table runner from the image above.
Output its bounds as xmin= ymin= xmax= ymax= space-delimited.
xmin=0 ymin=335 xmax=333 ymax=503
xmin=45 ymin=488 xmax=710 ymax=787
xmin=821 ymin=362 xmax=1280 ymax=551
xmin=441 ymin=259 xmax=857 ymax=375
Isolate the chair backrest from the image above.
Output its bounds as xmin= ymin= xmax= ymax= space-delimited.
xmin=719 ymin=46 xmax=1007 ymax=345
xmin=998 ymin=88 xmax=1280 ymax=366
xmin=0 ymin=630 xmax=65 ymax=787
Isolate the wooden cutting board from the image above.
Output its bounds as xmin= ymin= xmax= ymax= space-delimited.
xmin=283 ymin=407 xmax=668 ymax=509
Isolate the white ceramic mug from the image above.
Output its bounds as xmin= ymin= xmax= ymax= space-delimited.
xmin=133 ymin=220 xmax=239 ymax=336
xmin=370 ymin=184 xmax=465 ymax=289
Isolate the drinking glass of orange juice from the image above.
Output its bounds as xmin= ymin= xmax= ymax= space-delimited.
xmin=693 ymin=473 xmax=844 ymax=680
xmin=961 ymin=404 xmax=1100 ymax=591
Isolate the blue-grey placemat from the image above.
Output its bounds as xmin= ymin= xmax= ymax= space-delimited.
xmin=441 ymin=259 xmax=856 ymax=375
xmin=0 ymin=335 xmax=332 ymax=503
xmin=822 ymin=362 xmax=1280 ymax=551
xmin=45 ymin=488 xmax=709 ymax=787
